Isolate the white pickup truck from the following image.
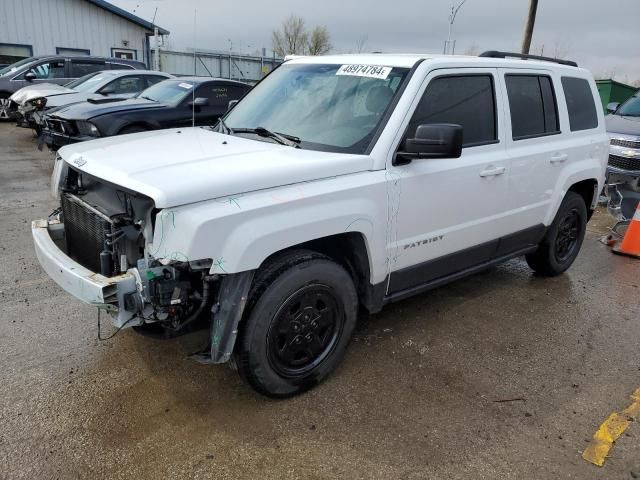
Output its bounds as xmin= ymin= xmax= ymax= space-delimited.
xmin=32 ymin=51 xmax=608 ymax=397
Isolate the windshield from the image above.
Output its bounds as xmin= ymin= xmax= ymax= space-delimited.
xmin=64 ymin=72 xmax=108 ymax=90
xmin=224 ymin=63 xmax=410 ymax=153
xmin=0 ymin=57 xmax=36 ymax=76
xmin=138 ymin=80 xmax=195 ymax=103
xmin=617 ymin=95 xmax=640 ymax=117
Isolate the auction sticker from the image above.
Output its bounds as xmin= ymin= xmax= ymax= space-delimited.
xmin=178 ymin=82 xmax=193 ymax=89
xmin=336 ymin=64 xmax=392 ymax=79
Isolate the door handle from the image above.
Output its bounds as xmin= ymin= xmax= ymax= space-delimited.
xmin=550 ymin=153 xmax=568 ymax=164
xmin=479 ymin=166 xmax=506 ymax=177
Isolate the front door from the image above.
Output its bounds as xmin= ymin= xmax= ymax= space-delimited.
xmin=387 ymin=69 xmax=510 ymax=294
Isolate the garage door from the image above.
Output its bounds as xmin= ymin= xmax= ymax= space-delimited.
xmin=0 ymin=44 xmax=32 ymax=65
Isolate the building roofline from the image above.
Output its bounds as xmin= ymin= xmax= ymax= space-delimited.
xmin=85 ymin=0 xmax=170 ymax=35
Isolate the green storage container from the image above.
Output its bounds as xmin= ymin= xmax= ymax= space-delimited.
xmin=596 ymin=79 xmax=638 ymax=112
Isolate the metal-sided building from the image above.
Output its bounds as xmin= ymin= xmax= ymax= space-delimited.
xmin=0 ymin=0 xmax=168 ymax=66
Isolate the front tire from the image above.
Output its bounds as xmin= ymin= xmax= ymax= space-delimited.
xmin=526 ymin=191 xmax=587 ymax=276
xmin=234 ymin=250 xmax=358 ymax=398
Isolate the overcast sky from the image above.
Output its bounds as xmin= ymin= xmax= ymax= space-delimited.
xmin=112 ymin=0 xmax=640 ymax=82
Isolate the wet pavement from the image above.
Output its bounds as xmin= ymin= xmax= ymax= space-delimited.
xmin=1 ymin=123 xmax=639 ymax=479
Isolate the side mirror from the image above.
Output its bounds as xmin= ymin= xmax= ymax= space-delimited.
xmin=227 ymin=99 xmax=239 ymax=112
xmin=607 ymin=102 xmax=620 ymax=114
xmin=24 ymin=72 xmax=37 ymax=82
xmin=396 ymin=124 xmax=463 ymax=163
xmin=188 ymin=97 xmax=209 ymax=108
xmin=100 ymin=87 xmax=115 ymax=96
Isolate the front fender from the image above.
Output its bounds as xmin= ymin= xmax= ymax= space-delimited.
xmin=148 ymin=172 xmax=388 ymax=283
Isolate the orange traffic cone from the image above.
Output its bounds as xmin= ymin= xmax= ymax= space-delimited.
xmin=613 ymin=202 xmax=640 ymax=259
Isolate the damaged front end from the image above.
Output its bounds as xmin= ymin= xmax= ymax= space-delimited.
xmin=32 ymin=161 xmax=250 ymax=363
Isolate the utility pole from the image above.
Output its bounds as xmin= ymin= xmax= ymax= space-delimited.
xmin=443 ymin=0 xmax=468 ymax=55
xmin=521 ymin=0 xmax=539 ymax=55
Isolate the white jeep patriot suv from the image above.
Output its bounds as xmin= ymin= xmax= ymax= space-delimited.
xmin=32 ymin=51 xmax=608 ymax=397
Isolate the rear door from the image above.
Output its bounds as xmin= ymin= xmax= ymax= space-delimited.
xmin=498 ymin=69 xmax=568 ymax=231
xmin=68 ymin=59 xmax=106 ymax=79
xmin=388 ymin=68 xmax=511 ymax=293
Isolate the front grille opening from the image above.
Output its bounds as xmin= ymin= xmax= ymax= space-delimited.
xmin=609 ymin=154 xmax=640 ymax=173
xmin=611 ymin=139 xmax=640 ymax=149
xmin=61 ymin=193 xmax=112 ymax=273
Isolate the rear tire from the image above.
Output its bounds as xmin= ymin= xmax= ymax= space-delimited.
xmin=234 ymin=250 xmax=358 ymax=398
xmin=526 ymin=191 xmax=587 ymax=276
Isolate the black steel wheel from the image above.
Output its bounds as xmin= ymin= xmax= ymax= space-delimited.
xmin=267 ymin=284 xmax=343 ymax=378
xmin=555 ymin=208 xmax=580 ymax=262
xmin=526 ymin=191 xmax=587 ymax=276
xmin=234 ymin=250 xmax=358 ymax=398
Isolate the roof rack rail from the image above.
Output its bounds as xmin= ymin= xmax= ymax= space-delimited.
xmin=479 ymin=50 xmax=578 ymax=67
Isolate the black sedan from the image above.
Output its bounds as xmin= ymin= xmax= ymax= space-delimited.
xmin=39 ymin=77 xmax=251 ymax=150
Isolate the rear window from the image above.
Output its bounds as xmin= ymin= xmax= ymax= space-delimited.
xmin=561 ymin=77 xmax=598 ymax=131
xmin=505 ymin=75 xmax=559 ymax=140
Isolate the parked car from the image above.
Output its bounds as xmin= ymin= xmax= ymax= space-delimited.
xmin=39 ymin=77 xmax=251 ymax=150
xmin=32 ymin=52 xmax=607 ymax=397
xmin=605 ymin=93 xmax=640 ymax=219
xmin=10 ymin=70 xmax=173 ymax=131
xmin=0 ymin=55 xmax=146 ymax=119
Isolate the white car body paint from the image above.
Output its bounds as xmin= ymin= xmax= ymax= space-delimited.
xmin=44 ymin=53 xmax=608 ymax=308
xmin=10 ymin=70 xmax=172 ymax=108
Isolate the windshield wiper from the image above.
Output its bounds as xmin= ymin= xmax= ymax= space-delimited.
xmin=217 ymin=117 xmax=234 ymax=135
xmin=233 ymin=126 xmax=300 ymax=148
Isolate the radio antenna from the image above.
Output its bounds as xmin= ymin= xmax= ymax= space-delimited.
xmin=192 ymin=8 xmax=197 ymax=128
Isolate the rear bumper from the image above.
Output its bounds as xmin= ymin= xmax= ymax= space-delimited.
xmin=32 ymin=218 xmax=139 ymax=326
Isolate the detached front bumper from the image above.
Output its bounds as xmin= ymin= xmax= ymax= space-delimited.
xmin=32 ymin=218 xmax=139 ymax=327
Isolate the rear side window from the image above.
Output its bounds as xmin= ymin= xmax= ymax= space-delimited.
xmin=70 ymin=61 xmax=105 ymax=77
xmin=407 ymin=75 xmax=497 ymax=147
xmin=505 ymin=75 xmax=559 ymax=140
xmin=198 ymin=84 xmax=248 ymax=107
xmin=561 ymin=77 xmax=598 ymax=131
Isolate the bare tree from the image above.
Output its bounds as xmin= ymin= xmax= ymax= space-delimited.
xmin=308 ymin=26 xmax=332 ymax=56
xmin=272 ymin=15 xmax=308 ymax=57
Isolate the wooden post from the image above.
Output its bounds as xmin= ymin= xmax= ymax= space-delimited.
xmin=521 ymin=0 xmax=539 ymax=54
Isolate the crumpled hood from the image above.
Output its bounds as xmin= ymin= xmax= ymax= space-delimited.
xmin=58 ymin=127 xmax=372 ymax=208
xmin=606 ymin=114 xmax=640 ymax=137
xmin=10 ymin=83 xmax=74 ymax=104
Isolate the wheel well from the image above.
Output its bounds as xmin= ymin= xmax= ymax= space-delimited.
xmin=568 ymin=179 xmax=598 ymax=219
xmin=260 ymin=233 xmax=377 ymax=312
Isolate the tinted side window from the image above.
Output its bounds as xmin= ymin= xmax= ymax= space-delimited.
xmin=506 ymin=75 xmax=559 ymax=140
xmin=71 ymin=61 xmax=105 ymax=77
xmin=23 ymin=60 xmax=66 ymax=79
xmin=105 ymin=76 xmax=146 ymax=94
xmin=198 ymin=84 xmax=248 ymax=107
xmin=407 ymin=75 xmax=497 ymax=147
xmin=561 ymin=77 xmax=598 ymax=131
xmin=145 ymin=75 xmax=168 ymax=88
